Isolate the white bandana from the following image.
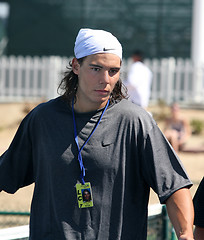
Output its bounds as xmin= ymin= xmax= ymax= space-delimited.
xmin=74 ymin=28 xmax=122 ymax=60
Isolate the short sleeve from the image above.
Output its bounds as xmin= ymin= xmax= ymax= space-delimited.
xmin=0 ymin=113 xmax=34 ymax=193
xmin=141 ymin=124 xmax=192 ymax=204
xmin=193 ymin=177 xmax=204 ymax=227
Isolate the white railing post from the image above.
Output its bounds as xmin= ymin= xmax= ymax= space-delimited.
xmin=192 ymin=65 xmax=204 ymax=103
xmin=183 ymin=59 xmax=193 ymax=103
xmin=150 ymin=58 xmax=159 ymax=103
xmin=0 ymin=56 xmax=6 ymax=99
xmin=47 ymin=56 xmax=64 ymax=100
xmin=166 ymin=57 xmax=176 ymax=104
xmin=160 ymin=58 xmax=170 ymax=103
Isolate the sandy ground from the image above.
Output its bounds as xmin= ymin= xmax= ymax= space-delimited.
xmin=0 ymin=102 xmax=204 ymax=213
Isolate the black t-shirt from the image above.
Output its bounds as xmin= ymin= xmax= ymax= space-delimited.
xmin=194 ymin=177 xmax=204 ymax=227
xmin=0 ymin=97 xmax=192 ymax=240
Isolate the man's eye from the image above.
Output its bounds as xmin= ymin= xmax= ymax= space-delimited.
xmin=92 ymin=67 xmax=100 ymax=72
xmin=109 ymin=69 xmax=119 ymax=74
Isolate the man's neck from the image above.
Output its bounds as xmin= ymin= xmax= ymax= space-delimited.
xmin=73 ymin=99 xmax=108 ymax=113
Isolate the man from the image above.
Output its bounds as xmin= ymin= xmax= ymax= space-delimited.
xmin=0 ymin=28 xmax=194 ymax=239
xmin=193 ymin=177 xmax=204 ymax=239
xmin=125 ymin=50 xmax=152 ymax=109
xmin=164 ymin=103 xmax=191 ymax=152
xmin=82 ymin=189 xmax=92 ymax=202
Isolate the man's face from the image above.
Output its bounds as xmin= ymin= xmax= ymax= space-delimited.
xmin=83 ymin=190 xmax=91 ymax=201
xmin=72 ymin=53 xmax=121 ymax=112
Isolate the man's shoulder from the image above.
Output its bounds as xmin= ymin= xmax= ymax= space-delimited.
xmin=29 ymin=97 xmax=68 ymax=118
xmin=112 ymin=99 xmax=151 ymax=119
xmin=110 ymin=99 xmax=157 ymax=134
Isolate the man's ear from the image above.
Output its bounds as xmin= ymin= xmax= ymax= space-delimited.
xmin=72 ymin=58 xmax=80 ymax=75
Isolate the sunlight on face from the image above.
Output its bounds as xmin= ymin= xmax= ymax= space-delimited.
xmin=72 ymin=53 xmax=121 ymax=112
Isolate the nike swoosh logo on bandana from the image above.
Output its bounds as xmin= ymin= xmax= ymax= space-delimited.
xmin=103 ymin=48 xmax=115 ymax=51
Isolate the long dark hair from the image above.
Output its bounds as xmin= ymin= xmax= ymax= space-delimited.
xmin=58 ymin=57 xmax=128 ymax=104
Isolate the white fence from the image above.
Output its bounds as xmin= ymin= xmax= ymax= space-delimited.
xmin=0 ymin=55 xmax=204 ymax=106
xmin=0 ymin=56 xmax=68 ymax=102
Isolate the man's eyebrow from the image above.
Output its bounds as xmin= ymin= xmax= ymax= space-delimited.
xmin=89 ymin=64 xmax=103 ymax=68
xmin=89 ymin=64 xmax=120 ymax=70
xmin=111 ymin=67 xmax=121 ymax=70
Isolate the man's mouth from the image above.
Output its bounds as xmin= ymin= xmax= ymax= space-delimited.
xmin=96 ymin=89 xmax=109 ymax=93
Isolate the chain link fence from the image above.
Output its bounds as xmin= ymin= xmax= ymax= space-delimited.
xmin=0 ymin=204 xmax=177 ymax=239
xmin=0 ymin=211 xmax=29 ymax=229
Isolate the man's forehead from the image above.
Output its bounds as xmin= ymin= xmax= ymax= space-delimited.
xmin=85 ymin=53 xmax=121 ymax=66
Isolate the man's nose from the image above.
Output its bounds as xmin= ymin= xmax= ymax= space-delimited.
xmin=100 ymin=71 xmax=110 ymax=83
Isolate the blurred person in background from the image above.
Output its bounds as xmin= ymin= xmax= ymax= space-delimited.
xmin=125 ymin=50 xmax=153 ymax=109
xmin=164 ymin=103 xmax=191 ymax=152
xmin=193 ymin=177 xmax=204 ymax=239
xmin=0 ymin=28 xmax=194 ymax=240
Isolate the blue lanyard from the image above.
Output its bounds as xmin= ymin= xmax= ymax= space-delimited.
xmin=72 ymin=99 xmax=110 ymax=184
